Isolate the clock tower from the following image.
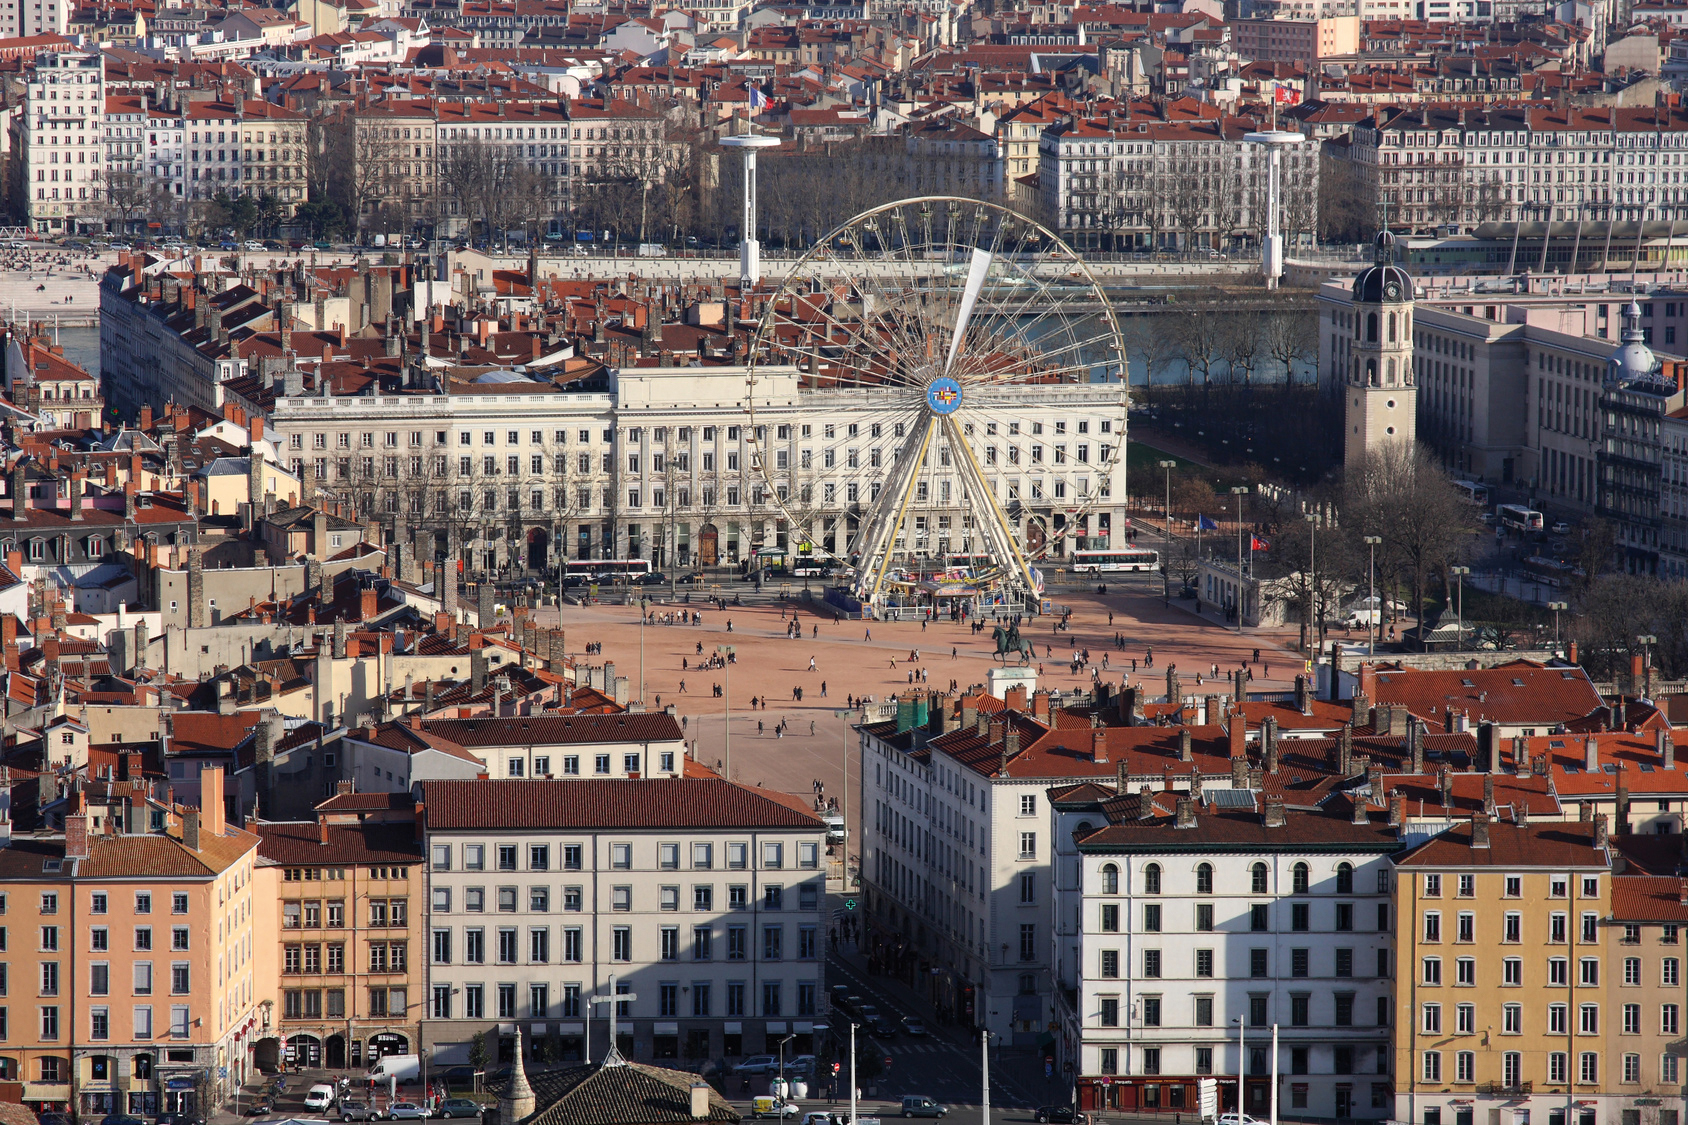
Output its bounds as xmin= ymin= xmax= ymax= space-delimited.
xmin=1343 ymin=228 xmax=1417 ymax=464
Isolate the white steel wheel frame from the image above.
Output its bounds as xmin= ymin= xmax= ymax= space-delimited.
xmin=743 ymin=196 xmax=1128 ymax=615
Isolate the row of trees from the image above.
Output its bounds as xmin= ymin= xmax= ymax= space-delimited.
xmin=99 ymin=167 xmax=296 ymax=240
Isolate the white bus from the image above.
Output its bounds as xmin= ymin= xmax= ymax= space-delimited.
xmin=563 ymin=558 xmax=652 ymax=583
xmin=1453 ymin=480 xmax=1490 ymax=507
xmin=1070 ymin=548 xmax=1160 ymax=573
xmin=1496 ymin=504 xmax=1544 ymax=533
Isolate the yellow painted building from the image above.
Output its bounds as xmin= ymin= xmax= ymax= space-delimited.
xmin=1394 ymin=817 xmax=1615 ymax=1125
xmin=251 ymin=798 xmax=423 ymax=1071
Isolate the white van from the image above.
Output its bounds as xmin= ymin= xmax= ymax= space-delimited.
xmin=368 ymin=1054 xmax=421 ymax=1082
xmin=304 ymin=1084 xmax=338 ymax=1111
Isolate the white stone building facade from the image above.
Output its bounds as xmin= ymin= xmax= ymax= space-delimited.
xmin=419 ymin=778 xmax=829 ymax=1065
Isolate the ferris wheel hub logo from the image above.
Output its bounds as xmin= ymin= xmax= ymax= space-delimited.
xmin=926 ymin=376 xmax=962 ymax=415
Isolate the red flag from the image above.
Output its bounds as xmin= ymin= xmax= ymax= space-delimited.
xmin=1251 ymin=536 xmax=1270 ymax=551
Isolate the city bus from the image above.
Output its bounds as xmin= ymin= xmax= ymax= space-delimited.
xmin=1453 ymin=480 xmax=1490 ymax=507
xmin=945 ymin=553 xmax=997 ymax=572
xmin=1070 ymin=548 xmax=1161 ymax=573
xmin=1496 ymin=504 xmax=1544 ymax=533
xmin=563 ymin=558 xmax=653 ymax=584
xmin=1522 ymin=555 xmax=1581 ymax=589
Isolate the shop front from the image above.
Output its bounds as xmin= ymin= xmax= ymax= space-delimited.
xmin=1079 ymin=1076 xmax=1270 ymax=1115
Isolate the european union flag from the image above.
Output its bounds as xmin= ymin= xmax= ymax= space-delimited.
xmin=1196 ymin=514 xmax=1218 ymax=531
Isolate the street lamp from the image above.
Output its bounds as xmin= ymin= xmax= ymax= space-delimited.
xmin=638 ymin=596 xmax=649 ymax=704
xmin=833 ymin=707 xmax=857 ymax=890
xmin=716 ymin=644 xmax=735 ymax=780
xmin=1449 ymin=566 xmax=1470 ymax=652
xmin=1304 ymin=512 xmax=1319 ymax=653
xmin=1231 ymin=485 xmax=1248 ymax=633
xmin=1363 ymin=536 xmax=1382 ymax=658
xmin=1160 ymin=461 xmax=1177 ymax=606
xmin=1547 ymin=601 xmax=1568 ymax=657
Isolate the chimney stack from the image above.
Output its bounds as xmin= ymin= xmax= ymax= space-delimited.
xmin=1263 ymin=797 xmax=1286 ymax=828
xmin=1174 ymin=795 xmax=1197 ymax=829
xmin=1178 ymin=728 xmax=1192 ymax=762
xmin=1586 ymin=735 xmax=1600 ymax=772
xmin=1471 ymin=813 xmax=1491 ymax=849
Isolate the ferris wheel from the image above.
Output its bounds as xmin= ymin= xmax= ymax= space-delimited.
xmin=744 ymin=197 xmax=1129 ymax=615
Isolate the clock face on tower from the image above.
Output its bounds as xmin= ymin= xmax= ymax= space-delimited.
xmin=1384 ymin=282 xmax=1400 ymax=299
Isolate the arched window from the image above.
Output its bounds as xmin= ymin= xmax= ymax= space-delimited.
xmin=1102 ymin=863 xmax=1120 ymax=895
xmin=1252 ymin=862 xmax=1269 ymax=894
xmin=1387 ymin=312 xmax=1397 ymax=342
xmin=1196 ymin=863 xmax=1214 ymax=895
xmin=1337 ymin=862 xmax=1354 ymax=895
xmin=1366 ymin=358 xmax=1378 ymax=385
xmin=1403 ymin=312 xmax=1411 ymax=337
xmin=1367 ymin=312 xmax=1378 ymax=342
xmin=1142 ymin=863 xmax=1160 ymax=895
xmin=1292 ymin=861 xmax=1311 ymax=894
xmin=1387 ymin=358 xmax=1397 ymax=384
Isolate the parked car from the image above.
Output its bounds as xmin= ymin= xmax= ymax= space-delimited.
xmin=218 ymin=239 xmax=240 ymax=250
xmin=435 ymin=1066 xmax=480 ymax=1087
xmin=242 ymin=240 xmax=265 ymax=251
xmin=156 ymin=1113 xmax=207 ymax=1125
xmin=1551 ymin=520 xmax=1572 ymax=535
xmin=856 ymin=1004 xmax=880 ymax=1024
xmin=785 ymin=1055 xmax=816 ymax=1077
xmin=338 ymin=1102 xmax=379 ymax=1122
xmin=733 ymin=1055 xmax=781 ymax=1075
xmin=244 ymin=1099 xmax=274 ymax=1117
xmin=899 ymin=1097 xmax=947 ymax=1119
xmin=1034 ymin=1109 xmax=1087 ymax=1124
xmin=433 ymin=1100 xmax=480 ymax=1119
xmin=100 ymin=1115 xmax=147 ymax=1125
xmin=900 ymin=1017 xmax=927 ymax=1037
xmin=304 ymin=1084 xmax=338 ymax=1111
xmin=870 ymin=1016 xmax=898 ymax=1039
xmin=1216 ymin=1115 xmax=1267 ymax=1125
xmin=387 ymin=1103 xmax=429 ymax=1121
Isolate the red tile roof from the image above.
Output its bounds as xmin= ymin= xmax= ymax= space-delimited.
xmin=421 ymin=778 xmax=826 ymax=831
xmin=1393 ymin=820 xmax=1608 ymax=868
xmin=1611 ymin=875 xmax=1688 ymax=923
xmin=1366 ymin=660 xmax=1603 ymax=728
xmin=256 ymin=821 xmax=422 ymax=865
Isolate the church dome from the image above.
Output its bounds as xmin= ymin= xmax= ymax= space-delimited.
xmin=1607 ymin=300 xmax=1660 ymax=384
xmin=1351 ymin=227 xmax=1413 ymax=304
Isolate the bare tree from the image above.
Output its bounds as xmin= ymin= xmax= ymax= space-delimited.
xmin=1318 ymin=151 xmax=1377 ymax=245
xmin=1123 ymin=314 xmax=1180 ymax=385
xmin=1220 ymin=313 xmax=1262 ymax=386
xmin=103 ymin=169 xmax=154 ymax=235
xmin=1344 ymin=443 xmax=1476 ymax=647
xmin=1262 ymin=308 xmax=1318 ymax=386
xmin=1165 ymin=153 xmax=1210 ymax=253
xmin=1173 ymin=309 xmax=1227 ymax=392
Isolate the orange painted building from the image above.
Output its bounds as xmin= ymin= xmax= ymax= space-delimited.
xmin=0 ymin=767 xmax=259 ymax=1118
